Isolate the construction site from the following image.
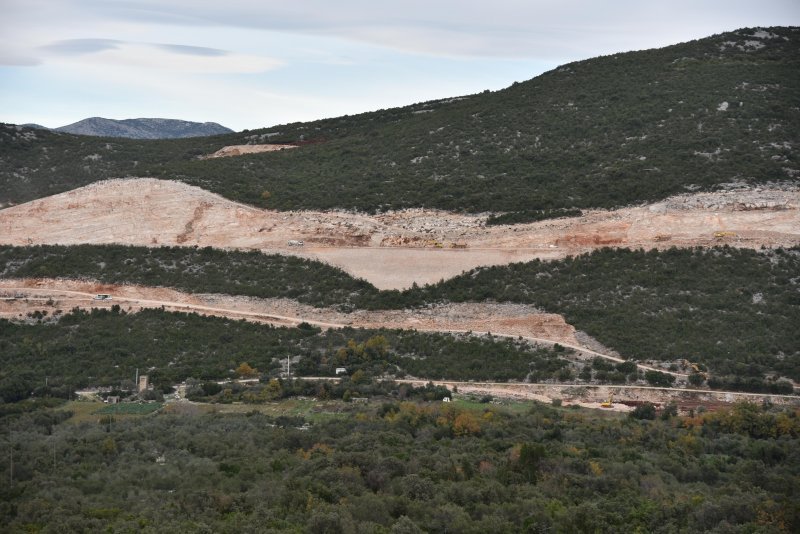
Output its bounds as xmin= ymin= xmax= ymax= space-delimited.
xmin=0 ymin=178 xmax=797 ymax=289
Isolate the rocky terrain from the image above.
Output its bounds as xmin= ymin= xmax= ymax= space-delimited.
xmin=0 ymin=178 xmax=797 ymax=289
xmin=201 ymin=144 xmax=298 ymax=158
xmin=0 ymin=278 xmax=581 ymax=347
xmin=4 ymin=278 xmax=798 ymax=411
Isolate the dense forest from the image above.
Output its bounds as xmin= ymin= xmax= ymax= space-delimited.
xmin=3 ymin=244 xmax=798 ymax=383
xmin=1 ymin=397 xmax=798 ymax=532
xmin=2 ymin=27 xmax=797 ymax=213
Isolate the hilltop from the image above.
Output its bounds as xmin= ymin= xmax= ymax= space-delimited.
xmin=52 ymin=117 xmax=233 ymax=139
xmin=1 ymin=26 xmax=797 ymax=212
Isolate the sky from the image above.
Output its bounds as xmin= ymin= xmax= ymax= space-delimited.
xmin=1 ymin=1 xmax=798 ymax=132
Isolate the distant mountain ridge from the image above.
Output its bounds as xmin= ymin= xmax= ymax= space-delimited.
xmin=51 ymin=117 xmax=233 ymax=139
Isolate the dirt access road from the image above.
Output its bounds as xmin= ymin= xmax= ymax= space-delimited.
xmin=0 ymin=278 xmax=705 ymax=381
xmin=0 ymin=178 xmax=797 ymax=289
xmin=395 ymin=380 xmax=800 ymax=412
xmin=4 ymin=279 xmax=797 ymax=410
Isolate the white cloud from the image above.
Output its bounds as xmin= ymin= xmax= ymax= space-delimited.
xmin=28 ymin=0 xmax=798 ymax=59
xmin=47 ymin=41 xmax=281 ymax=74
xmin=2 ymin=0 xmax=798 ymax=66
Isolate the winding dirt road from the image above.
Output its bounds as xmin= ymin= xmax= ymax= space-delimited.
xmin=4 ymin=279 xmax=797 ymax=409
xmin=0 ymin=279 xmax=703 ymax=381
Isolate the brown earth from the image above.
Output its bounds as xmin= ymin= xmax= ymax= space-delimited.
xmin=0 ymin=278 xmax=581 ymax=346
xmin=0 ymin=278 xmax=730 ymax=382
xmin=201 ymin=144 xmax=298 ymax=158
xmin=0 ymin=178 xmax=797 ymax=289
xmin=395 ymin=380 xmax=799 ymax=412
xmin=4 ymin=278 xmax=797 ymax=411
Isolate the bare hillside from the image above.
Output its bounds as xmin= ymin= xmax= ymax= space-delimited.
xmin=0 ymin=178 xmax=797 ymax=289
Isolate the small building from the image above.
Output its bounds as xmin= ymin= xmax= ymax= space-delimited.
xmin=106 ymin=396 xmax=120 ymax=404
xmin=335 ymin=367 xmax=348 ymax=375
xmin=442 ymin=397 xmax=451 ymax=403
xmin=138 ymin=374 xmax=149 ymax=392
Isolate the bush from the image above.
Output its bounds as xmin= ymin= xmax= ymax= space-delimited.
xmin=630 ymin=403 xmax=656 ymax=420
xmin=645 ymin=370 xmax=676 ymax=387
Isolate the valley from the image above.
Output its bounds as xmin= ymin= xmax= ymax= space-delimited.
xmin=1 ymin=23 xmax=799 ymax=533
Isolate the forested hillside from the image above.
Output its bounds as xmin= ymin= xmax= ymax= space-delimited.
xmin=2 ymin=397 xmax=799 ymax=532
xmin=0 ymin=307 xmax=571 ymax=401
xmin=3 ymin=244 xmax=798 ymax=383
xmin=2 ymin=26 xmax=797 ymax=212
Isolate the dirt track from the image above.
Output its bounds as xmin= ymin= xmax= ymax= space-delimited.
xmin=396 ymin=380 xmax=800 ymax=411
xmin=0 ymin=178 xmax=797 ymax=289
xmin=0 ymin=278 xmax=582 ymax=346
xmin=4 ymin=279 xmax=798 ymax=409
xmin=0 ymin=277 xmax=685 ymax=377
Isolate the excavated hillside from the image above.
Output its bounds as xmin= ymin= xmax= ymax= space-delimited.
xmin=0 ymin=178 xmax=797 ymax=289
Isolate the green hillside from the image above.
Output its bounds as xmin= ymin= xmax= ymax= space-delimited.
xmin=3 ymin=244 xmax=798 ymax=384
xmin=2 ymin=26 xmax=797 ymax=212
xmin=4 ymin=399 xmax=798 ymax=532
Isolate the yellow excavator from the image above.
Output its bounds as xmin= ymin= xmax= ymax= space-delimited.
xmin=601 ymin=393 xmax=614 ymax=408
xmin=679 ymin=359 xmax=708 ymax=380
xmin=714 ymin=231 xmax=737 ymax=239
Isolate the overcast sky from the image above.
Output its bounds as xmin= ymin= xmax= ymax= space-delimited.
xmin=1 ymin=1 xmax=798 ymax=131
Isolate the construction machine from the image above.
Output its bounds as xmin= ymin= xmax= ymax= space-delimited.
xmin=600 ymin=393 xmax=614 ymax=408
xmin=714 ymin=231 xmax=737 ymax=239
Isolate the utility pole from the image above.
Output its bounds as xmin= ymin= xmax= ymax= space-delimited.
xmin=287 ymin=355 xmax=291 ymax=377
xmin=9 ymin=447 xmax=13 ymax=487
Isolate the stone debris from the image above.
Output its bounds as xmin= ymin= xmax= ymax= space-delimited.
xmin=0 ymin=178 xmax=798 ymax=289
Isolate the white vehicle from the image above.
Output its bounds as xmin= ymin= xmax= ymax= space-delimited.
xmin=93 ymin=294 xmax=112 ymax=300
xmin=287 ymin=240 xmax=305 ymax=247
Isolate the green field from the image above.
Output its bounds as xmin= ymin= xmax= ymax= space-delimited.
xmin=94 ymin=402 xmax=162 ymax=415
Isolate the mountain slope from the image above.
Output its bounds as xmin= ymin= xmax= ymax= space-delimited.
xmin=0 ymin=26 xmax=797 ymax=211
xmin=54 ymin=117 xmax=233 ymax=139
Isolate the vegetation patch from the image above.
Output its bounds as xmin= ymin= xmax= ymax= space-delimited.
xmin=0 ymin=244 xmax=378 ymax=308
xmin=2 ymin=244 xmax=798 ymax=384
xmin=0 ymin=308 xmax=573 ymax=403
xmin=394 ymin=246 xmax=800 ymax=383
xmin=1 ymin=399 xmax=798 ymax=532
xmin=94 ymin=403 xmax=162 ymax=415
xmin=485 ymin=208 xmax=583 ymax=226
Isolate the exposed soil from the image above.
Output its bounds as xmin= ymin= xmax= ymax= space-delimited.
xmin=0 ymin=178 xmax=797 ymax=289
xmin=396 ymin=380 xmax=799 ymax=412
xmin=3 ymin=278 xmax=797 ymax=411
xmin=0 ymin=278 xmax=581 ymax=346
xmin=0 ymin=279 xmax=739 ymax=382
xmin=201 ymin=144 xmax=298 ymax=158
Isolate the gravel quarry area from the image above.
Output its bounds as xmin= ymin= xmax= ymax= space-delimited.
xmin=0 ymin=278 xmax=581 ymax=347
xmin=0 ymin=178 xmax=797 ymax=289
